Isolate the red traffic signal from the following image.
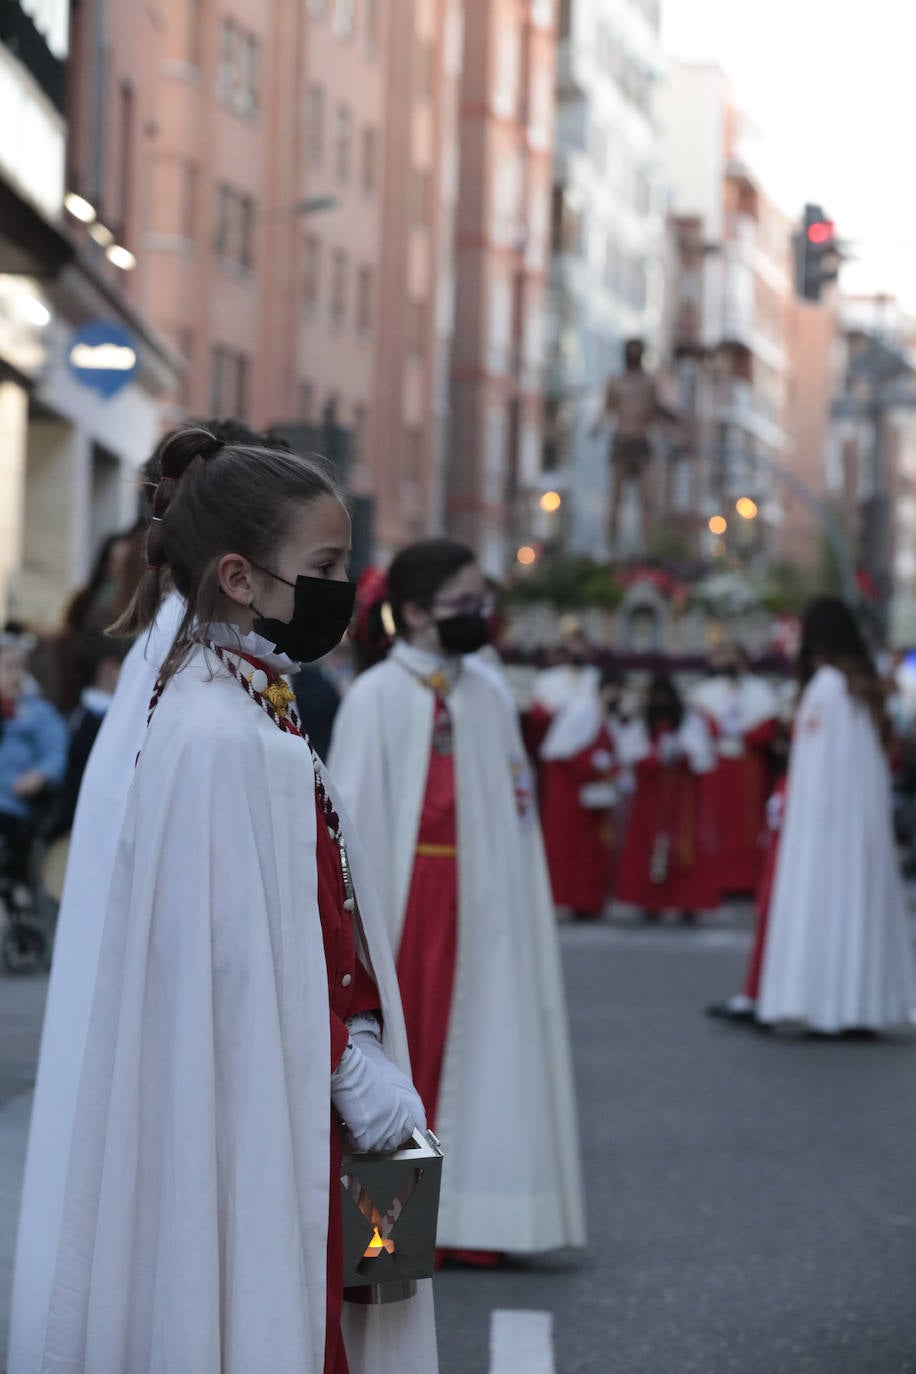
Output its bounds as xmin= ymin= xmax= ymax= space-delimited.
xmin=806 ymin=220 xmax=835 ymax=245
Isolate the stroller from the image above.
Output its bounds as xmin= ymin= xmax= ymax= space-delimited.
xmin=0 ymin=802 xmax=59 ymax=975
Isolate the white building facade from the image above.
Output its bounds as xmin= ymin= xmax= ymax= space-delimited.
xmin=658 ymin=62 xmax=792 ymax=550
xmin=545 ymin=0 xmax=667 ymax=557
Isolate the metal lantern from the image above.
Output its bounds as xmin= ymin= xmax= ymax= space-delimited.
xmin=341 ymin=1127 xmax=443 ymax=1305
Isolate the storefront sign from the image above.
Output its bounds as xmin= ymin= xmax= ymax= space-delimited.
xmin=68 ymin=321 xmax=138 ymax=398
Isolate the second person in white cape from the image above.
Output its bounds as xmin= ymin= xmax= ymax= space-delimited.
xmin=25 ymin=428 xmax=435 ymax=1374
xmin=329 ymin=539 xmax=587 ymax=1261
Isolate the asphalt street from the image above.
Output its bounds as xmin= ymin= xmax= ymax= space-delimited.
xmin=3 ymin=913 xmax=916 ymax=1372
xmin=434 ymin=914 xmax=916 ymax=1374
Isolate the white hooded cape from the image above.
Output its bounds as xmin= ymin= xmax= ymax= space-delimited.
xmin=328 ymin=644 xmax=587 ymax=1254
xmin=11 ymin=631 xmax=435 ymax=1373
xmin=689 ymin=672 xmax=777 ymax=735
xmin=758 ymin=665 xmax=916 ymax=1032
xmin=8 ymin=593 xmax=184 ymax=1374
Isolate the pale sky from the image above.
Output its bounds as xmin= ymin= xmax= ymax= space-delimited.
xmin=662 ymin=0 xmax=916 ymax=309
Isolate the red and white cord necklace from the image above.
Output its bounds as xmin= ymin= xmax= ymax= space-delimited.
xmin=146 ymin=643 xmax=357 ymax=909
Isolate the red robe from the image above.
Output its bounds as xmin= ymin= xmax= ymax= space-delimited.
xmin=395 ymin=696 xmax=458 ymax=1127
xmin=741 ymin=776 xmax=787 ymax=1001
xmin=540 ymin=726 xmax=617 ymax=916
xmin=616 ymin=729 xmax=719 ymax=913
xmin=704 ymin=717 xmax=777 ymax=897
xmin=251 ymin=653 xmax=380 ymax=1374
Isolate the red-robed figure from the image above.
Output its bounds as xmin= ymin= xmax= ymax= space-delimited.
xmin=539 ymin=667 xmax=627 ymax=919
xmin=615 ymin=675 xmax=719 ymax=920
xmin=690 ymin=648 xmax=778 ymax=898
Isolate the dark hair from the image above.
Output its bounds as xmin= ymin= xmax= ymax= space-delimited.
xmin=600 ymin=664 xmax=625 ymax=692
xmin=113 ymin=425 xmax=340 ymax=681
xmin=73 ymin=633 xmax=130 ymax=691
xmin=139 ymin=418 xmax=291 ymax=508
xmin=798 ymin=595 xmax=887 ymax=739
xmin=646 ymin=672 xmax=684 ymax=732
xmin=386 ymin=538 xmax=477 ymax=634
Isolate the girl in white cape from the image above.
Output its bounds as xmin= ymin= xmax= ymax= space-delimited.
xmin=21 ymin=427 xmax=436 ymax=1374
xmin=758 ymin=596 xmax=916 ymax=1034
xmin=329 ymin=539 xmax=586 ymax=1261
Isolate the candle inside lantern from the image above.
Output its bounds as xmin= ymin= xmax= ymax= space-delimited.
xmin=363 ymin=1226 xmax=396 ymax=1259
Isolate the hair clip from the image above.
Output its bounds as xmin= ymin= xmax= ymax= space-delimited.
xmin=149 ymin=515 xmax=163 ymax=523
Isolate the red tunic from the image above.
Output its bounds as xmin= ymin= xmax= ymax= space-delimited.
xmin=242 ymin=654 xmax=380 ymax=1374
xmin=703 ymin=718 xmax=777 ymax=897
xmin=615 ymin=730 xmax=719 ymax=913
xmin=540 ymin=726 xmax=617 ymax=916
xmin=395 ymin=696 xmax=458 ymax=1127
xmin=742 ymin=776 xmax=787 ymax=1000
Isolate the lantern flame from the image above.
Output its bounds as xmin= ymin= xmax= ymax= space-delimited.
xmin=363 ymin=1226 xmax=395 ymax=1258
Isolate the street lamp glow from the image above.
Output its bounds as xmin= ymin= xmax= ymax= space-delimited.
xmin=708 ymin=515 xmax=727 ymax=536
xmin=88 ymin=221 xmax=115 ymax=247
xmin=64 ymin=191 xmax=97 ymax=223
xmin=539 ymin=490 xmax=562 ymax=513
xmin=736 ymin=497 xmax=759 ymax=520
xmin=517 ymin=545 xmax=537 ymax=566
xmin=106 ymin=244 xmax=137 ymax=271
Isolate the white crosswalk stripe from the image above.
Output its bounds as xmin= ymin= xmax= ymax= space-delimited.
xmin=488 ymin=1308 xmax=555 ymax=1374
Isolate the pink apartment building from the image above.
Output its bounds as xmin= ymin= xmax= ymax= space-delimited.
xmin=449 ymin=0 xmax=556 ymax=570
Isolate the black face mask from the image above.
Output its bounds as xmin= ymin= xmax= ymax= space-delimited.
xmin=251 ymin=567 xmax=356 ymax=663
xmin=436 ymin=611 xmax=490 ymax=656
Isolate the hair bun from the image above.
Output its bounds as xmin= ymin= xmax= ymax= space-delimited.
xmin=159 ymin=426 xmax=220 ymax=481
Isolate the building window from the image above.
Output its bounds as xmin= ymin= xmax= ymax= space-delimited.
xmin=365 ymin=0 xmax=380 ymax=56
xmin=215 ymin=184 xmax=256 ymax=269
xmin=333 ymin=0 xmax=355 ymax=38
xmin=117 ymin=80 xmax=134 ymax=239
xmin=188 ymin=0 xmax=203 ymax=65
xmin=303 ymin=234 xmax=322 ymax=307
xmin=176 ymin=327 xmax=193 ymax=407
xmin=409 ymin=168 xmax=431 ymax=224
xmin=557 ymin=0 xmax=572 ymax=38
xmin=333 ymin=104 xmax=353 ymax=183
xmin=551 ymin=184 xmax=582 ymax=255
xmin=210 ymin=346 xmax=249 ymax=418
xmin=352 ymin=402 xmax=368 ymax=463
xmin=415 ymin=38 xmax=434 ymax=101
xmin=404 ymin=428 xmax=422 ymax=483
xmin=330 ymin=249 xmax=348 ymax=324
xmin=298 ymin=380 xmax=314 ymax=420
xmin=217 ymin=20 xmax=260 ymax=117
xmin=307 ymin=85 xmax=325 ymax=168
xmin=361 ymin=126 xmax=378 ymax=194
xmin=531 ymin=0 xmax=553 ymax=27
xmin=181 ymin=159 xmax=198 ymax=239
xmin=356 ymin=266 xmax=372 ymax=334
xmin=406 ymin=299 xmax=425 ymax=356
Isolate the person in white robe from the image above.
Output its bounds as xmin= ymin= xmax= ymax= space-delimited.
xmin=10 ymin=427 xmax=436 ymax=1374
xmin=758 ymin=596 xmax=916 ymax=1034
xmin=9 ymin=421 xmax=290 ymax=1374
xmin=329 ymin=539 xmax=586 ymax=1258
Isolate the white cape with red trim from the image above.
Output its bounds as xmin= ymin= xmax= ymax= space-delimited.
xmin=329 ymin=643 xmax=587 ymax=1253
xmin=689 ymin=673 xmax=777 ymax=734
xmin=11 ymin=646 xmax=436 ymax=1374
xmin=758 ymin=665 xmax=916 ymax=1032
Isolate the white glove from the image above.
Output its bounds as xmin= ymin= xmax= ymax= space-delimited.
xmin=331 ymin=1038 xmax=418 ymax=1153
xmin=346 ymin=1013 xmax=428 ymax=1135
xmin=657 ymin=733 xmax=682 ymax=766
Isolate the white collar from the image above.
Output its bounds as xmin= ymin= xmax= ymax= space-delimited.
xmin=391 ymin=639 xmax=462 ymax=691
xmin=81 ymin=687 xmax=114 ymax=714
xmin=204 ymin=623 xmax=300 ymax=677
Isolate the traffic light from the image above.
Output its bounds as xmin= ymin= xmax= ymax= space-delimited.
xmin=793 ymin=203 xmax=841 ymax=302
